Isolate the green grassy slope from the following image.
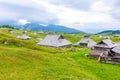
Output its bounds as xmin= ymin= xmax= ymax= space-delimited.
xmin=0 ymin=28 xmax=120 ymax=80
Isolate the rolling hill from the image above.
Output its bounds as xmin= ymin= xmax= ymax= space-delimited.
xmin=97 ymin=30 xmax=120 ymax=35
xmin=0 ymin=28 xmax=120 ymax=80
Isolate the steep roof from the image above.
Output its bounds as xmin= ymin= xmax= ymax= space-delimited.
xmin=111 ymin=43 xmax=120 ymax=54
xmin=95 ymin=39 xmax=116 ymax=48
xmin=37 ymin=35 xmax=72 ymax=47
xmin=75 ymin=38 xmax=96 ymax=47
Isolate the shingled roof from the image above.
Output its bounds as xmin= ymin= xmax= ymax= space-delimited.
xmin=111 ymin=43 xmax=120 ymax=54
xmin=75 ymin=38 xmax=96 ymax=47
xmin=95 ymin=39 xmax=116 ymax=48
xmin=37 ymin=35 xmax=72 ymax=48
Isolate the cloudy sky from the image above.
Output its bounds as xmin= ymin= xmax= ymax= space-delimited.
xmin=0 ymin=0 xmax=120 ymax=33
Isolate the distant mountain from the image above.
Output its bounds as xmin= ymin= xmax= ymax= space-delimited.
xmin=11 ymin=23 xmax=85 ymax=34
xmin=97 ymin=30 xmax=120 ymax=35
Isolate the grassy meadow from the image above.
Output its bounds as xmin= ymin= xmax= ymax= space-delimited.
xmin=0 ymin=28 xmax=120 ymax=80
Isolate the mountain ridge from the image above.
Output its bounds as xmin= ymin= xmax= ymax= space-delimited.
xmin=8 ymin=23 xmax=85 ymax=34
xmin=97 ymin=30 xmax=120 ymax=35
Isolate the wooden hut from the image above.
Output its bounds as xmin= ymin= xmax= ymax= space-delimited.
xmin=105 ymin=44 xmax=120 ymax=64
xmin=89 ymin=39 xmax=116 ymax=59
xmin=16 ymin=34 xmax=31 ymax=40
xmin=22 ymin=31 xmax=28 ymax=34
xmin=37 ymin=34 xmax=72 ymax=48
xmin=75 ymin=38 xmax=96 ymax=48
xmin=8 ymin=30 xmax=14 ymax=34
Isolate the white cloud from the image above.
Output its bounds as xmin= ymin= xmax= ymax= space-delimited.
xmin=32 ymin=0 xmax=62 ymax=14
xmin=57 ymin=8 xmax=116 ymax=27
xmin=18 ymin=19 xmax=30 ymax=25
xmin=32 ymin=0 xmax=117 ymax=29
xmin=91 ymin=1 xmax=112 ymax=13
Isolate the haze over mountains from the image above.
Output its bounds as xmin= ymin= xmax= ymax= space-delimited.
xmin=16 ymin=23 xmax=84 ymax=34
xmin=0 ymin=22 xmax=84 ymax=34
xmin=0 ymin=21 xmax=120 ymax=34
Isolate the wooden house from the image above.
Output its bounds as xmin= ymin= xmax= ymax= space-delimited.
xmin=16 ymin=34 xmax=31 ymax=40
xmin=105 ymin=44 xmax=120 ymax=64
xmin=89 ymin=39 xmax=116 ymax=59
xmin=75 ymin=38 xmax=96 ymax=48
xmin=37 ymin=34 xmax=72 ymax=48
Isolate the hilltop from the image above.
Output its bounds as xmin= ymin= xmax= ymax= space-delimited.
xmin=0 ymin=28 xmax=120 ymax=80
xmin=1 ymin=23 xmax=85 ymax=34
xmin=97 ymin=30 xmax=120 ymax=35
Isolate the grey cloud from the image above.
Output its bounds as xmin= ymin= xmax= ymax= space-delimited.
xmin=0 ymin=1 xmax=58 ymax=24
xmin=110 ymin=0 xmax=120 ymax=21
xmin=45 ymin=0 xmax=96 ymax=10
